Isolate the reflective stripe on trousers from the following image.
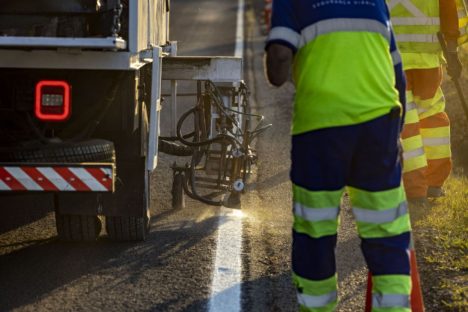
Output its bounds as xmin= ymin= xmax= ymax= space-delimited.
xmin=293 ymin=185 xmax=342 ymax=238
xmin=371 ymin=275 xmax=412 ymax=312
xmin=420 ymin=112 xmax=452 ymax=187
xmin=420 ymin=120 xmax=451 ymax=160
xmin=293 ymin=274 xmax=338 ymax=312
xmin=402 ymin=96 xmax=427 ymax=174
xmin=372 ymin=294 xmax=410 ymax=309
xmin=297 ymin=291 xmax=337 ymax=309
xmin=402 ymin=90 xmax=428 ymax=198
xmin=402 ymin=67 xmax=452 ymax=198
xmin=291 ymin=115 xmax=411 ymax=311
xmin=414 ymin=87 xmax=445 ymax=119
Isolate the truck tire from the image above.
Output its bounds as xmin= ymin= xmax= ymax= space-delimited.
xmin=105 ymin=168 xmax=151 ymax=241
xmin=55 ymin=213 xmax=102 ymax=241
xmin=105 ymin=215 xmax=149 ymax=241
xmin=0 ymin=139 xmax=114 ymax=163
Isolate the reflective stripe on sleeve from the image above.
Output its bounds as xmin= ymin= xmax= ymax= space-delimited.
xmin=423 ymin=137 xmax=450 ymax=146
xmin=297 ymin=291 xmax=337 ymax=308
xmin=353 ymin=202 xmax=408 ymax=224
xmin=267 ymin=26 xmax=301 ymax=49
xmin=403 ymin=147 xmax=425 ymax=160
xmin=294 ymin=203 xmax=340 ymax=222
xmin=372 ymin=294 xmax=410 ymax=308
xmin=392 ymin=50 xmax=402 ymax=65
xmin=300 ymin=18 xmax=391 ymax=48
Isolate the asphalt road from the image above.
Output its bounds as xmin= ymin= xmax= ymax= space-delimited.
xmin=0 ymin=1 xmax=367 ymax=311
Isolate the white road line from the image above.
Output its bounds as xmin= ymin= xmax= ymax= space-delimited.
xmin=208 ymin=1 xmax=245 ymax=311
xmin=208 ymin=208 xmax=244 ymax=312
xmin=234 ymin=0 xmax=245 ymax=58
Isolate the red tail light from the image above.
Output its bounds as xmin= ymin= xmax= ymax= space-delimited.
xmin=35 ymin=80 xmax=71 ymax=121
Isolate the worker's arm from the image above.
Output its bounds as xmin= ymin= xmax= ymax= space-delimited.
xmin=264 ymin=0 xmax=300 ymax=87
xmin=440 ymin=0 xmax=462 ymax=78
xmin=266 ymin=43 xmax=293 ymax=87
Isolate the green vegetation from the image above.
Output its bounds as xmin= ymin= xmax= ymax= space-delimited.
xmin=417 ymin=175 xmax=468 ymax=310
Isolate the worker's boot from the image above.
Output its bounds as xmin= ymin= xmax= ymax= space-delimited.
xmin=407 ymin=197 xmax=430 ymax=208
xmin=427 ymin=186 xmax=445 ymax=198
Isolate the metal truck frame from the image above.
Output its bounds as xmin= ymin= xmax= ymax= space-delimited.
xmin=0 ymin=0 xmax=261 ymax=242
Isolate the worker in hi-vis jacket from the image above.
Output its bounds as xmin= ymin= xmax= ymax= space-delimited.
xmin=389 ymin=0 xmax=467 ymax=204
xmin=265 ymin=1 xmax=412 ymax=311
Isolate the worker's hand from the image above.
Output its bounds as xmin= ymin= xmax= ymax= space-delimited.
xmin=265 ymin=43 xmax=293 ymax=87
xmin=446 ymin=50 xmax=463 ymax=80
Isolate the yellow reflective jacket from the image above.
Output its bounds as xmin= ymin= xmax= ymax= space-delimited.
xmin=389 ymin=0 xmax=468 ymax=54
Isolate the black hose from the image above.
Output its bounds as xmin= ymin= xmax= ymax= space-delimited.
xmin=182 ymin=156 xmax=224 ymax=206
xmin=158 ymin=139 xmax=193 ymax=156
xmin=176 ymin=106 xmax=240 ymax=148
xmin=170 ymin=80 xmax=270 ymax=207
xmin=159 ymin=131 xmax=195 ymax=142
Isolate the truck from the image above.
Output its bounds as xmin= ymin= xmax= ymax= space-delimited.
xmin=0 ymin=0 xmax=267 ymax=241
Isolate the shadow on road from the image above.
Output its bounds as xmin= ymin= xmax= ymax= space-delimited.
xmin=254 ymin=169 xmax=290 ymax=191
xmin=0 ymin=213 xmax=222 ymax=311
xmin=165 ymin=271 xmax=296 ymax=312
xmin=0 ymin=194 xmax=53 ymax=235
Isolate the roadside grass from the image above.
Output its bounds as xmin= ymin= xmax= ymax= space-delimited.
xmin=408 ymin=46 xmax=468 ymax=312
xmin=420 ymin=176 xmax=468 ymax=271
xmin=416 ymin=174 xmax=468 ymax=310
xmin=445 ymin=47 xmax=468 ymax=157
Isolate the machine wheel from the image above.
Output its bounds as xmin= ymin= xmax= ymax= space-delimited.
xmin=55 ymin=213 xmax=102 ymax=241
xmin=0 ymin=139 xmax=114 ymax=163
xmin=172 ymin=172 xmax=185 ymax=209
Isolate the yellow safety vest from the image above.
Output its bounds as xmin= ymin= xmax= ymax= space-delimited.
xmin=389 ymin=0 xmax=468 ymax=54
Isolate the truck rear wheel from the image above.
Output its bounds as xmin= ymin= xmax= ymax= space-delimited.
xmin=105 ymin=215 xmax=149 ymax=241
xmin=55 ymin=213 xmax=102 ymax=241
xmin=104 ymin=166 xmax=151 ymax=241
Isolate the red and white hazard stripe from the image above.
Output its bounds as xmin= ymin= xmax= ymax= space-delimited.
xmin=0 ymin=165 xmax=113 ymax=192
